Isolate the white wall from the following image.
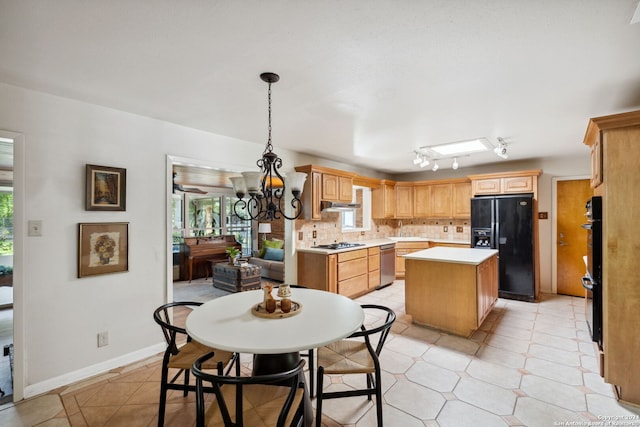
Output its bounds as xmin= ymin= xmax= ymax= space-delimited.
xmin=0 ymin=82 xmax=325 ymax=398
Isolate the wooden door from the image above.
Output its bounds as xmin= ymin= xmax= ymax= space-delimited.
xmin=557 ymin=179 xmax=592 ymax=296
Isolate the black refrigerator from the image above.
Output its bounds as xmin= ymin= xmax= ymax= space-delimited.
xmin=471 ymin=194 xmax=535 ymax=302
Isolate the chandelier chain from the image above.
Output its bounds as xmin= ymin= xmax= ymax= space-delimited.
xmin=265 ymin=81 xmax=273 ymax=154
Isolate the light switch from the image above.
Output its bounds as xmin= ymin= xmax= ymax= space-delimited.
xmin=28 ymin=220 xmax=43 ymax=237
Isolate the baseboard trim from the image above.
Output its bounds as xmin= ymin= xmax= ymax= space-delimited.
xmin=23 ymin=343 xmax=165 ymax=399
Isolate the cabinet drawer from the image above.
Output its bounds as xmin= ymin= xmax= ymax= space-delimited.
xmin=367 ymin=246 xmax=380 ymax=255
xmin=338 ymin=274 xmax=368 ymax=297
xmin=338 ymin=248 xmax=368 ymax=262
xmin=368 ymin=270 xmax=380 ymax=288
xmin=368 ymin=254 xmax=380 ymax=271
xmin=338 ymin=257 xmax=368 ymax=281
xmin=503 ymin=176 xmax=533 ymax=193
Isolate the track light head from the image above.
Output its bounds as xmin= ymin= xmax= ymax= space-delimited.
xmin=412 ymin=152 xmax=422 ymax=165
xmin=419 ymin=157 xmax=430 ymax=168
xmin=452 ymin=158 xmax=459 ymax=170
xmin=432 ymin=161 xmax=439 ymax=172
xmin=494 ymin=138 xmax=509 ymax=159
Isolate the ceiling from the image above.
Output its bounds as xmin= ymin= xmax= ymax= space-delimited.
xmin=1 ymin=1 xmax=640 ymax=175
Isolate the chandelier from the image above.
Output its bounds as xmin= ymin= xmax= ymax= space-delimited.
xmin=230 ymin=72 xmax=307 ymax=221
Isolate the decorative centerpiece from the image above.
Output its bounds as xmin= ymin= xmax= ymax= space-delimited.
xmin=252 ymin=284 xmax=301 ymax=318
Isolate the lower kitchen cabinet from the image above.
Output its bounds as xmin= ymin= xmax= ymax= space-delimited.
xmin=298 ymin=247 xmax=378 ymax=298
xmin=395 ymin=241 xmax=430 ymax=279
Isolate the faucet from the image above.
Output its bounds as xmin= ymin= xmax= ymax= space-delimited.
xmin=398 ymin=219 xmax=403 ymax=237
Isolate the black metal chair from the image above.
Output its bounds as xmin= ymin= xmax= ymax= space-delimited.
xmin=315 ymin=304 xmax=396 ymax=427
xmin=192 ymin=352 xmax=306 ymax=427
xmin=153 ymin=301 xmax=239 ymax=427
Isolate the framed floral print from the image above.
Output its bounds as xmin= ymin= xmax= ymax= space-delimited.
xmin=78 ymin=222 xmax=129 ymax=278
xmin=85 ymin=164 xmax=126 ymax=211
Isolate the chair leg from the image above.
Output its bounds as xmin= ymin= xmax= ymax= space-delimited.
xmin=183 ymin=369 xmax=189 ymax=397
xmin=158 ymin=366 xmax=169 ymax=427
xmin=315 ymin=366 xmax=324 ymax=427
xmin=308 ymin=349 xmax=315 ymax=398
xmin=375 ymin=370 xmax=383 ymax=427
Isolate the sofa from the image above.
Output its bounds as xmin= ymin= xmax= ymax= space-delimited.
xmin=249 ymin=239 xmax=285 ymax=282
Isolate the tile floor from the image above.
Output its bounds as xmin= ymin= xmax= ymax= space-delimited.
xmin=1 ymin=281 xmax=640 ymax=426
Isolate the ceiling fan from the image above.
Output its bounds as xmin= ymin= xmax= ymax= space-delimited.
xmin=172 ymin=172 xmax=207 ymax=194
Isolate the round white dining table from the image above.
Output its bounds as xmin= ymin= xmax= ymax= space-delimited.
xmin=186 ymin=287 xmax=365 ymax=355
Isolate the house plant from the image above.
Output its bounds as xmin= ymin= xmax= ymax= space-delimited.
xmin=225 ymin=247 xmax=241 ymax=265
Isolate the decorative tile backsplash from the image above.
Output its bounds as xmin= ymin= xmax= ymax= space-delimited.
xmin=295 ymin=214 xmax=470 ymax=248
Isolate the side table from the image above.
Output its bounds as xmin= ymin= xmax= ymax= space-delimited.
xmin=212 ymin=262 xmax=261 ymax=292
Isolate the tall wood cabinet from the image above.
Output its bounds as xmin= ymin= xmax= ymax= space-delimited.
xmin=583 ymin=109 xmax=640 ymax=406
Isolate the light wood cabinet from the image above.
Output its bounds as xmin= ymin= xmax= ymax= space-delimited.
xmin=583 ymin=109 xmax=640 ymax=406
xmin=395 ymin=241 xmax=430 ymax=278
xmin=395 ymin=184 xmax=413 ymax=218
xmin=297 ymin=247 xmax=379 ymax=298
xmin=367 ymin=246 xmax=380 ymax=289
xmin=295 ymin=165 xmax=356 ymax=220
xmin=413 ymin=185 xmax=430 ymax=218
xmin=590 ymin=136 xmax=603 ymax=188
xmin=429 ymin=183 xmax=453 ymax=218
xmin=452 ymin=181 xmax=472 ymax=218
xmin=372 ymin=181 xmax=396 ymax=219
xmin=469 ymin=171 xmax=539 ymax=196
xmin=404 ymin=253 xmax=498 ymax=337
xmin=322 ymin=173 xmax=353 ymax=202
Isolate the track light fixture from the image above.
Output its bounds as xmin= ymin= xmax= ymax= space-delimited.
xmin=432 ymin=161 xmax=439 ymax=172
xmin=419 ymin=157 xmax=430 ymax=168
xmin=452 ymin=158 xmax=459 ymax=170
xmin=494 ymin=137 xmax=509 ymax=159
xmin=412 ymin=152 xmax=422 ymax=165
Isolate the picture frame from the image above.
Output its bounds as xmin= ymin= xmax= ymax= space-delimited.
xmin=85 ymin=164 xmax=126 ymax=211
xmin=78 ymin=222 xmax=129 ymax=278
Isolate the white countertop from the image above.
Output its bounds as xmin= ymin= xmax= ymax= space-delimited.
xmin=297 ymin=237 xmax=469 ymax=254
xmin=403 ymin=247 xmax=498 ymax=265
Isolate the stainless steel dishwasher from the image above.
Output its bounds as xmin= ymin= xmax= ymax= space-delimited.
xmin=378 ymin=243 xmax=396 ymax=288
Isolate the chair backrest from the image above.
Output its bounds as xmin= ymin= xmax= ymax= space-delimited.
xmin=349 ymin=304 xmax=396 ymax=357
xmin=192 ymin=352 xmax=305 ymax=427
xmin=153 ymin=301 xmax=203 ymax=353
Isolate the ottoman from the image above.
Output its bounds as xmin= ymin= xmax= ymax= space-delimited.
xmin=212 ymin=263 xmax=262 ymax=292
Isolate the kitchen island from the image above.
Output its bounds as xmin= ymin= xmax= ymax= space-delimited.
xmin=405 ymin=247 xmax=498 ymax=337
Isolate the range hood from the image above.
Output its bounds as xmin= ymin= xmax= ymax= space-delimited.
xmin=320 ymin=201 xmax=361 ymax=211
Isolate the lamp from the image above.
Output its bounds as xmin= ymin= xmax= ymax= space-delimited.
xmin=231 ymin=72 xmax=307 ymax=221
xmin=258 ymin=222 xmax=271 ymax=240
xmin=494 ymin=137 xmax=509 ymax=159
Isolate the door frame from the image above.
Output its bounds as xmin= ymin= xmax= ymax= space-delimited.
xmin=551 ymin=174 xmax=590 ymax=295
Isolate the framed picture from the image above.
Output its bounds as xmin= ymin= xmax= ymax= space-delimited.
xmin=78 ymin=222 xmax=129 ymax=278
xmin=86 ymin=164 xmax=126 ymax=211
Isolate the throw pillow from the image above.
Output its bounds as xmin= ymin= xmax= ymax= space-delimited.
xmin=263 ymin=247 xmax=284 ymax=262
xmin=258 ymin=238 xmax=284 ymax=258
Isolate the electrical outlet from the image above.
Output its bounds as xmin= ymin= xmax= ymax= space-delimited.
xmin=456 ymin=226 xmax=463 ymax=233
xmin=97 ymin=331 xmax=109 ymax=347
xmin=443 ymin=226 xmax=448 ymax=232
xmin=28 ymin=220 xmax=43 ymax=236
xmin=312 ymin=230 xmax=317 ymax=238
xmin=298 ymin=231 xmax=303 ymax=240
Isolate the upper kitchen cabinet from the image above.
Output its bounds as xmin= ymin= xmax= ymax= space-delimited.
xmin=322 ymin=173 xmax=353 ymax=202
xmin=583 ymin=109 xmax=640 ymax=406
xmin=429 ymin=183 xmax=453 ymax=218
xmin=452 ymin=181 xmax=472 ymax=218
xmin=468 ymin=170 xmax=541 ymax=197
xmin=295 ymin=165 xmax=356 ymax=220
xmin=372 ymin=180 xmax=396 ymax=219
xmin=412 ymin=184 xmax=430 ymax=218
xmin=394 ymin=184 xmax=414 ymax=218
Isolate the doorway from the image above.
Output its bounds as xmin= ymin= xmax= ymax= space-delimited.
xmin=555 ymin=178 xmax=592 ymax=296
xmin=0 ymin=134 xmax=14 ymax=403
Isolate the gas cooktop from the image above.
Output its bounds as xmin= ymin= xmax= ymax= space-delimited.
xmin=312 ymin=242 xmax=366 ymax=250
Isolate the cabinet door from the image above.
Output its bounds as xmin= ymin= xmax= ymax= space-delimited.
xmin=338 ymin=176 xmax=353 ymax=201
xmin=310 ymin=171 xmax=322 ymax=220
xmin=395 ymin=185 xmax=413 ymax=218
xmin=502 ymin=176 xmax=533 ymax=193
xmin=452 ymin=182 xmax=472 ymax=218
xmin=472 ymin=178 xmax=501 ymax=195
xmin=321 ymin=173 xmax=339 ymax=201
xmin=413 ymin=185 xmax=430 ymax=217
xmin=590 ymin=137 xmax=603 ymax=188
xmin=430 ymin=183 xmax=452 ymax=218
xmin=372 ymin=183 xmax=395 ymax=219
